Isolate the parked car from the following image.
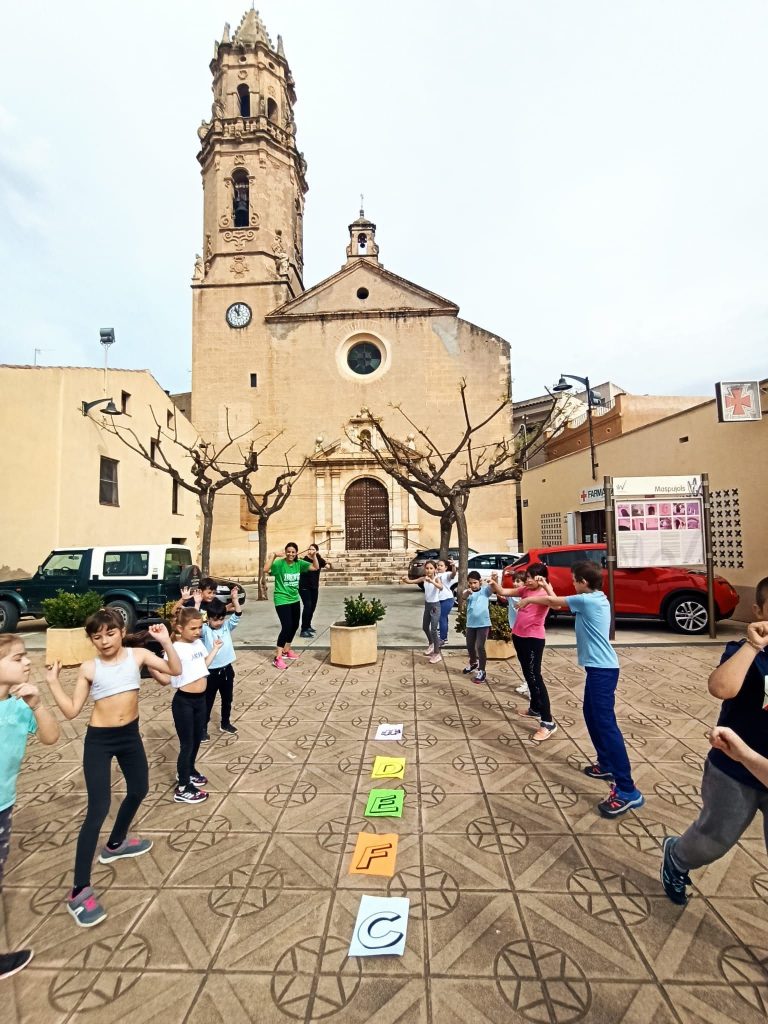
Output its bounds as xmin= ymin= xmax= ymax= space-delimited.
xmin=501 ymin=544 xmax=739 ymax=635
xmin=0 ymin=545 xmax=246 ymax=633
xmin=407 ymin=547 xmax=478 ymax=581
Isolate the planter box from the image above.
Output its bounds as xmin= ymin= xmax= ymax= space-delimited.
xmin=45 ymin=627 xmax=93 ymax=667
xmin=485 ymin=639 xmax=515 ymax=660
xmin=329 ymin=622 xmax=378 ymax=667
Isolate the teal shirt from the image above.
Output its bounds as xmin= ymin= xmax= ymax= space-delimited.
xmin=466 ymin=585 xmax=492 ymax=628
xmin=0 ymin=696 xmax=37 ymax=812
xmin=565 ymin=591 xmax=619 ymax=668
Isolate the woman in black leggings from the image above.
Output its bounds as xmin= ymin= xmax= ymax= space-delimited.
xmin=265 ymin=543 xmax=320 ymax=669
xmin=46 ymin=608 xmax=181 ymax=928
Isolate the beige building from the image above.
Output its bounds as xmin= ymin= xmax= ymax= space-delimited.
xmin=520 ymin=385 xmax=768 ymax=618
xmin=188 ymin=10 xmax=517 ymax=577
xmin=0 ymin=366 xmax=199 ymax=577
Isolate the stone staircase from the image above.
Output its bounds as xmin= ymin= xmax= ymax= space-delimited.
xmin=322 ymin=550 xmax=412 ymax=587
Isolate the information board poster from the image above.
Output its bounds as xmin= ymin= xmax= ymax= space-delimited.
xmin=615 ymin=497 xmax=704 ymax=567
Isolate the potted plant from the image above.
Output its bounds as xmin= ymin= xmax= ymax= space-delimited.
xmin=42 ymin=590 xmax=102 ymax=666
xmin=330 ymin=593 xmax=386 ymax=667
xmin=455 ymin=600 xmax=515 ymax=660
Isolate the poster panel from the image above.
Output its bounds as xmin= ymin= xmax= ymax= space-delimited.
xmin=615 ymin=496 xmax=704 ymax=568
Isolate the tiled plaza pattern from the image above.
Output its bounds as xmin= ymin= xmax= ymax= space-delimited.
xmin=3 ymin=645 xmax=768 ymax=1023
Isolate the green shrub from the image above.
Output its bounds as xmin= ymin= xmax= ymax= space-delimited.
xmin=42 ymin=590 xmax=103 ymax=629
xmin=155 ymin=600 xmax=178 ymax=619
xmin=343 ymin=593 xmax=386 ymax=627
xmin=454 ymin=599 xmax=512 ymax=642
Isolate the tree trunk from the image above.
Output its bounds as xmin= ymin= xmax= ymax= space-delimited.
xmin=438 ymin=511 xmax=453 ymax=561
xmin=199 ymin=491 xmax=215 ymax=575
xmin=451 ymin=491 xmax=470 ymax=608
xmin=257 ymin=517 xmax=269 ymax=601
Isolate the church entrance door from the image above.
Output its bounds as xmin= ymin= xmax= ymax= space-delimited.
xmin=345 ymin=478 xmax=390 ymax=550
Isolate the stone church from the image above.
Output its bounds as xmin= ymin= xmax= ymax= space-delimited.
xmin=189 ymin=9 xmax=517 ymax=578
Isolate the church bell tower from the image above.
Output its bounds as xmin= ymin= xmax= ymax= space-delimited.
xmin=190 ymin=8 xmax=308 ymax=435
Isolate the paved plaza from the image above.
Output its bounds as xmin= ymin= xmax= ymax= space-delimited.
xmin=3 ymin=641 xmax=767 ymax=1024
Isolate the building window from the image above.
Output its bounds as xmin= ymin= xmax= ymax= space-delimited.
xmin=250 ymin=373 xmax=258 ymax=388
xmin=232 ymin=169 xmax=250 ymax=228
xmin=237 ymin=84 xmax=250 ymax=117
xmin=540 ymin=512 xmax=563 ymax=547
xmin=120 ymin=391 xmax=131 ymax=414
xmin=166 ymin=409 xmax=174 ymax=428
xmin=99 ymin=457 xmax=119 ymax=506
xmin=267 ymin=97 xmax=278 ymax=123
xmin=150 ymin=438 xmax=160 ymax=467
xmin=172 ymin=478 xmax=180 ymax=515
xmin=347 ymin=341 xmax=382 ymax=376
xmin=357 ymin=287 xmax=369 ymax=300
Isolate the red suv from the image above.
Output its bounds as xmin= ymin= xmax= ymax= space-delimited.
xmin=502 ymin=544 xmax=739 ymax=635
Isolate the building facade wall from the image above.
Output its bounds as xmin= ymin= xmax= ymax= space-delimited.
xmin=0 ymin=367 xmax=199 ymax=577
xmin=521 ymin=394 xmax=767 ymax=619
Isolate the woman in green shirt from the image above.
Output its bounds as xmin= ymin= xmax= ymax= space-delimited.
xmin=265 ymin=543 xmax=319 ymax=669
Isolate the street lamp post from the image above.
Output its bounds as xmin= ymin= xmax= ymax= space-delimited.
xmin=552 ymin=373 xmax=605 ymax=482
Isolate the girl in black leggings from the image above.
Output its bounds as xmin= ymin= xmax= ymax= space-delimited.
xmin=46 ymin=609 xmax=181 ymax=928
xmin=265 ymin=543 xmax=320 ymax=669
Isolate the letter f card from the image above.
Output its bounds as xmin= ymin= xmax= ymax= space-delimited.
xmin=348 ymin=833 xmax=399 ymax=876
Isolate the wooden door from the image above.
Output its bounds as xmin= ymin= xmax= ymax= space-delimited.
xmin=344 ymin=478 xmax=390 ymax=549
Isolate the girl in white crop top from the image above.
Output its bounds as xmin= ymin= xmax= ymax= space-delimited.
xmin=45 ymin=609 xmax=182 ymax=930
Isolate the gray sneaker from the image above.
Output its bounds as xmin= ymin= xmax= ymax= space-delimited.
xmin=98 ymin=837 xmax=153 ymax=864
xmin=67 ymin=887 xmax=107 ymax=928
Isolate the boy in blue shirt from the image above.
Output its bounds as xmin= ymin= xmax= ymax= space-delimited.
xmin=660 ymin=577 xmax=768 ymax=906
xmin=463 ymin=571 xmax=492 ymax=683
xmin=518 ymin=560 xmax=644 ymax=817
xmin=201 ymin=589 xmax=242 ymax=739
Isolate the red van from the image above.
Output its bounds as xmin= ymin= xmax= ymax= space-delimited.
xmin=501 ymin=544 xmax=739 ymax=635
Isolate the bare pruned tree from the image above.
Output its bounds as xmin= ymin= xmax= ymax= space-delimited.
xmin=357 ymin=381 xmax=558 ymax=597
xmin=231 ymin=455 xmax=310 ymax=600
xmin=101 ymin=407 xmax=267 ymax=574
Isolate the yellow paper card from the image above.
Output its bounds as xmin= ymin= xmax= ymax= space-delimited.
xmin=371 ymin=756 xmax=406 ymax=780
xmin=348 ymin=833 xmax=399 ymax=876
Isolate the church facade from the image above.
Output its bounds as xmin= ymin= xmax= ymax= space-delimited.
xmin=190 ymin=10 xmax=517 ymax=577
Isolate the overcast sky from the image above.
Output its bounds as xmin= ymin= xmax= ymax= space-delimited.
xmin=1 ymin=0 xmax=766 ymax=401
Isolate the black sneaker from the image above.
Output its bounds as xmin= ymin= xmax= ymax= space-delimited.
xmin=300 ymin=629 xmax=313 ymax=638
xmin=0 ymin=949 xmax=33 ymax=979
xmin=462 ymin=663 xmax=478 ymax=674
xmin=583 ymin=763 xmax=614 ymax=781
xmin=660 ymin=836 xmax=690 ymax=905
xmin=220 ymin=723 xmax=237 ymax=734
xmin=173 ymin=786 xmax=209 ymax=804
xmin=201 ymin=731 xmax=210 ymax=742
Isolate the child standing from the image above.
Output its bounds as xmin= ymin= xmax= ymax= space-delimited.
xmin=46 ymin=610 xmax=181 ymax=927
xmin=435 ymin=559 xmax=457 ymax=647
xmin=519 ymin=560 xmax=643 ymax=816
xmin=150 ymin=607 xmax=222 ymax=804
xmin=462 ymin=571 xmax=492 ymax=683
xmin=493 ymin=563 xmax=558 ymax=741
xmin=401 ymin=560 xmax=445 ymax=663
xmin=201 ymin=590 xmax=242 ymax=740
xmin=0 ymin=635 xmax=59 ymax=977
xmin=506 ymin=571 xmax=529 ymax=697
xmin=660 ymin=579 xmax=768 ymax=906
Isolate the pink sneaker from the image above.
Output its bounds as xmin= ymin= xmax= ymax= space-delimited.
xmin=273 ymin=656 xmax=287 ymax=669
xmin=284 ymin=650 xmax=300 ymax=660
xmin=424 ymin=645 xmax=434 ymax=656
xmin=428 ymin=652 xmax=442 ymax=664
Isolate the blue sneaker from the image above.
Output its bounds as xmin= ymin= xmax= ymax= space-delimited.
xmin=597 ymin=785 xmax=645 ymax=818
xmin=660 ymin=836 xmax=690 ymax=905
xmin=67 ymin=887 xmax=107 ymax=928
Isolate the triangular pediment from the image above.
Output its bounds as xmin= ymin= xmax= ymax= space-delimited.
xmin=266 ymin=261 xmax=459 ymax=322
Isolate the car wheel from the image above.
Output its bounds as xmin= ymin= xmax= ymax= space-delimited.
xmin=665 ymin=594 xmax=709 ymax=635
xmin=107 ymin=599 xmax=137 ymax=631
xmin=0 ymin=600 xmax=19 ymax=633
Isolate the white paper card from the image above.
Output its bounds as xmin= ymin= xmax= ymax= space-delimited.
xmin=374 ymin=723 xmax=404 ymax=741
xmin=348 ymin=895 xmax=410 ymax=957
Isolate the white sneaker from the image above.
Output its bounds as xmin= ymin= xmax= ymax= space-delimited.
xmin=424 ymin=645 xmax=434 ymax=656
xmin=515 ymin=683 xmax=531 ymax=696
xmin=428 ymin=652 xmax=442 ymax=664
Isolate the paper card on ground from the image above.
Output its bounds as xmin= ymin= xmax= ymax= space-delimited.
xmin=371 ymin=756 xmax=406 ymax=780
xmin=348 ymin=833 xmax=399 ymax=876
xmin=374 ymin=723 xmax=404 ymax=741
xmin=364 ymin=789 xmax=404 ymax=817
xmin=348 ymin=894 xmax=410 ymax=957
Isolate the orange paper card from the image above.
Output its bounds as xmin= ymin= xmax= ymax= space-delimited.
xmin=348 ymin=833 xmax=399 ymax=877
